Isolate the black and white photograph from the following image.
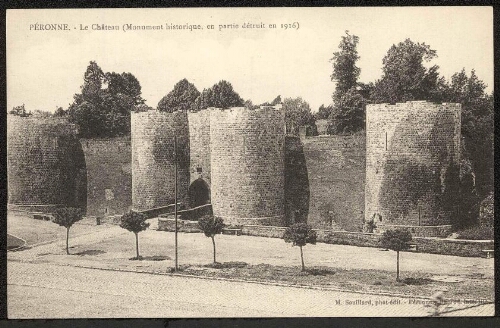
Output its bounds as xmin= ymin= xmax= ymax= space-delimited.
xmin=5 ymin=7 xmax=494 ymax=317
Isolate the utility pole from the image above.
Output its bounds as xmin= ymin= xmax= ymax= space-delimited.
xmin=174 ymin=136 xmax=178 ymax=271
xmin=418 ymin=206 xmax=421 ymax=226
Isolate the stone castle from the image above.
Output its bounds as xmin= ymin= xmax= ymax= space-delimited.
xmin=7 ymin=101 xmax=462 ymax=237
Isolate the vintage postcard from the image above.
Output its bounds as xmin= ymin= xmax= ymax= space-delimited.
xmin=6 ymin=7 xmax=494 ymax=318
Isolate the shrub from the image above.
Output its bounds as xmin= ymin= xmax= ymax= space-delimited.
xmin=51 ymin=207 xmax=84 ymax=255
xmin=283 ymin=223 xmax=317 ymax=271
xmin=456 ymin=225 xmax=494 ymax=240
xmin=119 ymin=211 xmax=150 ymax=259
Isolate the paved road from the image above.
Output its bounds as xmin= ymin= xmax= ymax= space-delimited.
xmin=8 ymin=261 xmax=492 ymax=318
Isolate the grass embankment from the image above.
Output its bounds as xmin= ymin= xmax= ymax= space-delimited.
xmin=169 ymin=261 xmax=493 ymax=302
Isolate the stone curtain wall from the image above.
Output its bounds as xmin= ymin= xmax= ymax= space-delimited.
xmin=302 ymin=134 xmax=366 ymax=231
xmin=210 ymin=107 xmax=285 ymax=225
xmin=131 ymin=110 xmax=190 ymax=211
xmin=7 ymin=116 xmax=87 ymax=212
xmin=188 ymin=109 xmax=211 ymax=186
xmin=365 ymin=101 xmax=461 ymax=227
xmin=284 ymin=136 xmax=310 ymax=226
xmin=81 ymin=137 xmax=132 ymax=217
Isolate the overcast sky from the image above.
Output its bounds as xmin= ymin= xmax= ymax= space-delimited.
xmin=7 ymin=7 xmax=493 ymax=113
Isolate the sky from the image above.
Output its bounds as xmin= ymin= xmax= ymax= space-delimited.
xmin=7 ymin=7 xmax=493 ymax=113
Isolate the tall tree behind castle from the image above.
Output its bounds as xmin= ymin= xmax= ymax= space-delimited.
xmin=195 ymin=80 xmax=244 ymax=110
xmin=157 ymin=78 xmax=200 ymax=112
xmin=328 ymin=31 xmax=367 ymax=134
xmin=371 ymin=39 xmax=441 ymax=103
xmin=68 ymin=61 xmax=145 ymax=138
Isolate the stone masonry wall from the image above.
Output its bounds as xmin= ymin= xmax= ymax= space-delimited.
xmin=188 ymin=110 xmax=211 ymax=186
xmin=80 ymin=136 xmax=132 ymax=217
xmin=7 ymin=116 xmax=87 ymax=211
xmin=210 ymin=107 xmax=285 ymax=225
xmin=284 ymin=136 xmax=310 ymax=226
xmin=239 ymin=225 xmax=492 ymax=258
xmin=302 ymin=134 xmax=366 ymax=231
xmin=131 ymin=110 xmax=190 ymax=211
xmin=366 ymin=101 xmax=461 ymax=227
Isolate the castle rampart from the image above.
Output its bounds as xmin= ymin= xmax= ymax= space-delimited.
xmin=7 ymin=116 xmax=87 ymax=212
xmin=131 ymin=110 xmax=190 ymax=211
xmin=365 ymin=101 xmax=461 ymax=229
xmin=209 ymin=107 xmax=285 ymax=225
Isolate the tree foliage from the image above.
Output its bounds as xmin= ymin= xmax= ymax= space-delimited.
xmin=67 ymin=61 xmax=145 ymax=138
xmin=282 ymin=97 xmax=316 ymax=135
xmin=380 ymin=228 xmax=412 ymax=252
xmin=328 ymin=87 xmax=367 ymax=134
xmin=198 ymin=215 xmax=225 ymax=263
xmin=119 ymin=211 xmax=150 ymax=259
xmin=380 ymin=228 xmax=412 ymax=281
xmin=9 ymin=104 xmax=32 ymax=117
xmin=314 ymin=104 xmax=333 ymax=121
xmin=371 ymin=39 xmax=440 ymax=103
xmin=283 ymin=222 xmax=317 ymax=271
xmin=331 ymin=31 xmax=361 ymax=98
xmin=260 ymin=95 xmax=282 ymax=107
xmin=119 ymin=210 xmax=150 ymax=234
xmin=54 ymin=107 xmax=67 ymax=117
xmin=157 ymin=78 xmax=200 ymax=112
xmin=442 ymin=69 xmax=493 ymax=198
xmin=195 ymin=80 xmax=244 ymax=110
xmin=329 ymin=31 xmax=367 ymax=134
xmin=51 ymin=207 xmax=84 ymax=255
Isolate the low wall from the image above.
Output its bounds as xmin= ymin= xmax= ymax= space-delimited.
xmin=375 ymin=224 xmax=452 ymax=238
xmin=412 ymin=237 xmax=493 ymax=258
xmin=157 ymin=217 xmax=201 ymax=233
xmin=238 ymin=225 xmax=493 ymax=258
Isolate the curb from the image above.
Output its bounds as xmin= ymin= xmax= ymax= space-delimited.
xmin=10 ymin=258 xmax=491 ymax=303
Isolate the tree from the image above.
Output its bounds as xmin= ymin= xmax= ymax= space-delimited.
xmin=51 ymin=207 xmax=84 ymax=255
xmin=244 ymin=99 xmax=258 ymax=110
xmin=379 ymin=228 xmax=412 ymax=281
xmin=119 ymin=211 xmax=150 ymax=259
xmin=54 ymin=107 xmax=67 ymax=116
xmin=315 ymin=104 xmax=333 ymax=120
xmin=371 ymin=39 xmax=440 ymax=104
xmin=443 ymin=69 xmax=493 ymax=198
xmin=195 ymin=80 xmax=244 ymax=110
xmin=157 ymin=78 xmax=200 ymax=112
xmin=105 ymin=72 xmax=145 ymax=105
xmin=9 ymin=104 xmax=31 ymax=117
xmin=67 ymin=61 xmax=145 ymax=138
xmin=198 ymin=215 xmax=225 ymax=264
xmin=283 ymin=222 xmax=317 ymax=271
xmin=328 ymin=87 xmax=367 ymax=134
xmin=329 ymin=31 xmax=367 ymax=134
xmin=260 ymin=95 xmax=282 ymax=107
xmin=331 ymin=31 xmax=361 ymax=99
xmin=282 ymin=97 xmax=315 ymax=135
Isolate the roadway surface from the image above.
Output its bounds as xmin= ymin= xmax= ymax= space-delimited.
xmin=8 ymin=261 xmax=448 ymax=318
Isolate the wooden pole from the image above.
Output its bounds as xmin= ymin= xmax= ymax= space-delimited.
xmin=174 ymin=136 xmax=178 ymax=271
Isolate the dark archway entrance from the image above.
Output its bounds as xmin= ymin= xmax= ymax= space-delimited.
xmin=188 ymin=179 xmax=210 ymax=208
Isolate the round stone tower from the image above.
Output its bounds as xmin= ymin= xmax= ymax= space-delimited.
xmin=365 ymin=101 xmax=461 ymax=236
xmin=7 ymin=115 xmax=87 ymax=213
xmin=131 ymin=110 xmax=190 ymax=211
xmin=209 ymin=107 xmax=285 ymax=226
